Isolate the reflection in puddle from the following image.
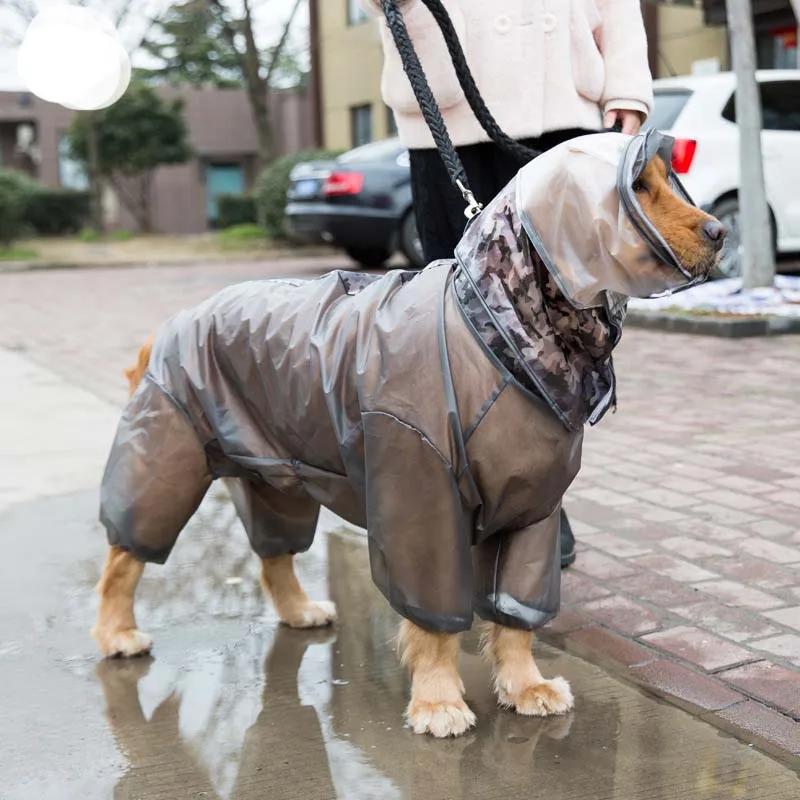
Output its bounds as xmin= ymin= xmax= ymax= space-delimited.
xmin=92 ymin=495 xmax=799 ymax=799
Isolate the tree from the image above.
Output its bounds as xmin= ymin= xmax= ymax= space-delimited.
xmin=139 ymin=0 xmax=242 ymax=87
xmin=205 ymin=0 xmax=306 ymax=168
xmin=139 ymin=0 xmax=307 ymax=166
xmin=0 ymin=0 xmax=162 ymax=50
xmin=68 ymin=80 xmax=192 ymax=232
xmin=0 ymin=0 xmax=165 ymax=233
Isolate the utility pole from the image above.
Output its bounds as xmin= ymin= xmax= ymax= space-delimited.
xmin=789 ymin=0 xmax=800 ymax=67
xmin=725 ymin=0 xmax=775 ymax=288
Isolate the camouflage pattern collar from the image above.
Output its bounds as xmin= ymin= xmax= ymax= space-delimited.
xmin=452 ymin=179 xmax=626 ymax=431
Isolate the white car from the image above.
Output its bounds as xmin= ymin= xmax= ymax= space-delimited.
xmin=646 ymin=70 xmax=800 ymax=277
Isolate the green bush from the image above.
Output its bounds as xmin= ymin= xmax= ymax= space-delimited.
xmin=217 ymin=194 xmax=257 ymax=230
xmin=109 ymin=229 xmax=134 ymax=241
xmin=79 ymin=228 xmax=101 ymax=243
xmin=0 ymin=170 xmax=38 ymax=247
xmin=24 ymin=189 xmax=91 ymax=236
xmin=256 ymin=149 xmax=343 ymax=240
xmin=218 ymin=223 xmax=267 ymax=248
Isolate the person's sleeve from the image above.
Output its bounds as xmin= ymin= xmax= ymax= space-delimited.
xmin=596 ymin=0 xmax=654 ymax=120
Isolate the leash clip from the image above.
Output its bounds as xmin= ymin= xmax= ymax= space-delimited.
xmin=456 ymin=179 xmax=482 ymax=219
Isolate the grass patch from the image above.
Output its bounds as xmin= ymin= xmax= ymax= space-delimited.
xmin=78 ymin=228 xmax=135 ymax=243
xmin=217 ymin=223 xmax=268 ymax=249
xmin=0 ymin=246 xmax=37 ymax=261
xmin=78 ymin=228 xmax=101 ymax=243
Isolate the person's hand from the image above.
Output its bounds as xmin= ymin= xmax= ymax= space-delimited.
xmin=603 ymin=109 xmax=643 ymax=135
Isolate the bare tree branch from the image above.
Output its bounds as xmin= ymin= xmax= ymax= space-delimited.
xmin=2 ymin=0 xmax=38 ymax=23
xmin=265 ymin=0 xmax=303 ymax=87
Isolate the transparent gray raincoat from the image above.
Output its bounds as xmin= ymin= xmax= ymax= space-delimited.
xmin=100 ymin=131 xmax=702 ymax=633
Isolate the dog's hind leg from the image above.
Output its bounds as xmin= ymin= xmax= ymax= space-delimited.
xmin=481 ymin=623 xmax=573 ymax=717
xmin=224 ymin=477 xmax=336 ymax=629
xmin=92 ymin=546 xmax=152 ymax=658
xmin=260 ymin=554 xmax=337 ymax=629
xmin=398 ymin=619 xmax=476 ymax=737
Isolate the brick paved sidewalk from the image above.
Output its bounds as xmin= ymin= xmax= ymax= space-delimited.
xmin=0 ymin=260 xmax=798 ymax=763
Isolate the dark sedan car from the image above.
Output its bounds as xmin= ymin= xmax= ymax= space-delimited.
xmin=284 ymin=138 xmax=425 ymax=269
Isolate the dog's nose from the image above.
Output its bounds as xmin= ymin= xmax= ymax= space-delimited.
xmin=703 ymin=220 xmax=727 ymax=249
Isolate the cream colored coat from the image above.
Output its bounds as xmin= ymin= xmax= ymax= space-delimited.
xmin=360 ymin=0 xmax=654 ymax=149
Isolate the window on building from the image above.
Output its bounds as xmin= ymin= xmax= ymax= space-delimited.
xmin=755 ymin=28 xmax=798 ymax=70
xmin=58 ymin=133 xmax=89 ymax=190
xmin=386 ymin=106 xmax=398 ymax=137
xmin=350 ymin=104 xmax=373 ymax=147
xmin=347 ymin=0 xmax=368 ymax=26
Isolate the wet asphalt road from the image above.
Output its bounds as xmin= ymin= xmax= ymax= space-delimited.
xmin=1 ymin=479 xmax=798 ymax=800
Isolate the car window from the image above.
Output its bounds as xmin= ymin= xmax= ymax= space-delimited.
xmin=721 ymin=80 xmax=800 ymax=131
xmin=337 ymin=138 xmax=405 ymax=164
xmin=644 ymin=90 xmax=692 ymax=131
xmin=760 ymin=81 xmax=800 ymax=131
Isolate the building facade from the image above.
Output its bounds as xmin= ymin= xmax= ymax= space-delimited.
xmin=703 ymin=0 xmax=798 ymax=68
xmin=310 ymin=1 xmax=798 ymax=152
xmin=0 ymin=84 xmax=314 ymax=234
xmin=312 ymin=0 xmax=396 ymax=151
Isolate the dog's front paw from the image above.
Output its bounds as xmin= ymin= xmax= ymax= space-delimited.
xmin=405 ymin=697 xmax=477 ymax=738
xmin=498 ymin=676 xmax=574 ymax=717
xmin=92 ymin=626 xmax=153 ymax=658
xmin=281 ymin=600 xmax=337 ymax=629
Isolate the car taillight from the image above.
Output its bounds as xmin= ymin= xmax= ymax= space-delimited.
xmin=671 ymin=139 xmax=697 ymax=174
xmin=322 ymin=171 xmax=364 ymax=196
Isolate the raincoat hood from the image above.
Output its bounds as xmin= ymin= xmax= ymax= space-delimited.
xmin=516 ymin=131 xmax=702 ymax=310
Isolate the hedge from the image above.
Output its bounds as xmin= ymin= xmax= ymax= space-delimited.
xmin=256 ymin=149 xmax=343 ymax=240
xmin=25 ymin=189 xmax=91 ymax=236
xmin=0 ymin=170 xmax=38 ymax=247
xmin=217 ymin=193 xmax=258 ymax=230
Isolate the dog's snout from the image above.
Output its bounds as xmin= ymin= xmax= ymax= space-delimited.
xmin=703 ymin=220 xmax=727 ymax=249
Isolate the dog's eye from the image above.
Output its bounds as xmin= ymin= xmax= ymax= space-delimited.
xmin=632 ymin=179 xmax=647 ymax=193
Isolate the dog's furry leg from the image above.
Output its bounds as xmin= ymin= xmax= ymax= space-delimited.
xmin=481 ymin=623 xmax=573 ymax=716
xmin=92 ymin=546 xmax=153 ymax=658
xmin=398 ymin=619 xmax=476 ymax=737
xmin=260 ymin=554 xmax=337 ymax=629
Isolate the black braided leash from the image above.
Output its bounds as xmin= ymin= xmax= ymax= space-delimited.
xmin=380 ymin=0 xmax=478 ymax=215
xmin=381 ymin=0 xmax=541 ymax=217
xmin=414 ymin=0 xmax=541 ymax=165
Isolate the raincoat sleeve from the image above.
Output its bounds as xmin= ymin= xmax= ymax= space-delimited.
xmin=362 ymin=411 xmax=475 ymax=633
xmin=596 ymin=0 xmax=653 ymax=119
xmin=224 ymin=477 xmax=320 ymax=560
xmin=100 ymin=379 xmax=212 ymax=564
xmin=471 ymin=504 xmax=562 ymax=631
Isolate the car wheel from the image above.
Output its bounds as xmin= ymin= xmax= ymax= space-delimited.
xmin=400 ymin=210 xmax=425 ymax=269
xmin=710 ymin=197 xmax=776 ymax=280
xmin=345 ymin=246 xmax=391 ymax=269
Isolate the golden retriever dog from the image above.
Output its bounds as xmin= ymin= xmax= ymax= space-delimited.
xmin=92 ymin=147 xmax=725 ymax=738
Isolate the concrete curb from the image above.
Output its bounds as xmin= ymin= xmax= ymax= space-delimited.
xmin=0 ymin=247 xmax=337 ymax=274
xmin=627 ymin=311 xmax=800 ymax=338
xmin=538 ymin=611 xmax=800 ymax=769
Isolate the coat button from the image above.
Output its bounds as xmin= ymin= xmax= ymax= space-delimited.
xmin=494 ymin=14 xmax=512 ymax=34
xmin=542 ymin=12 xmax=557 ymax=33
